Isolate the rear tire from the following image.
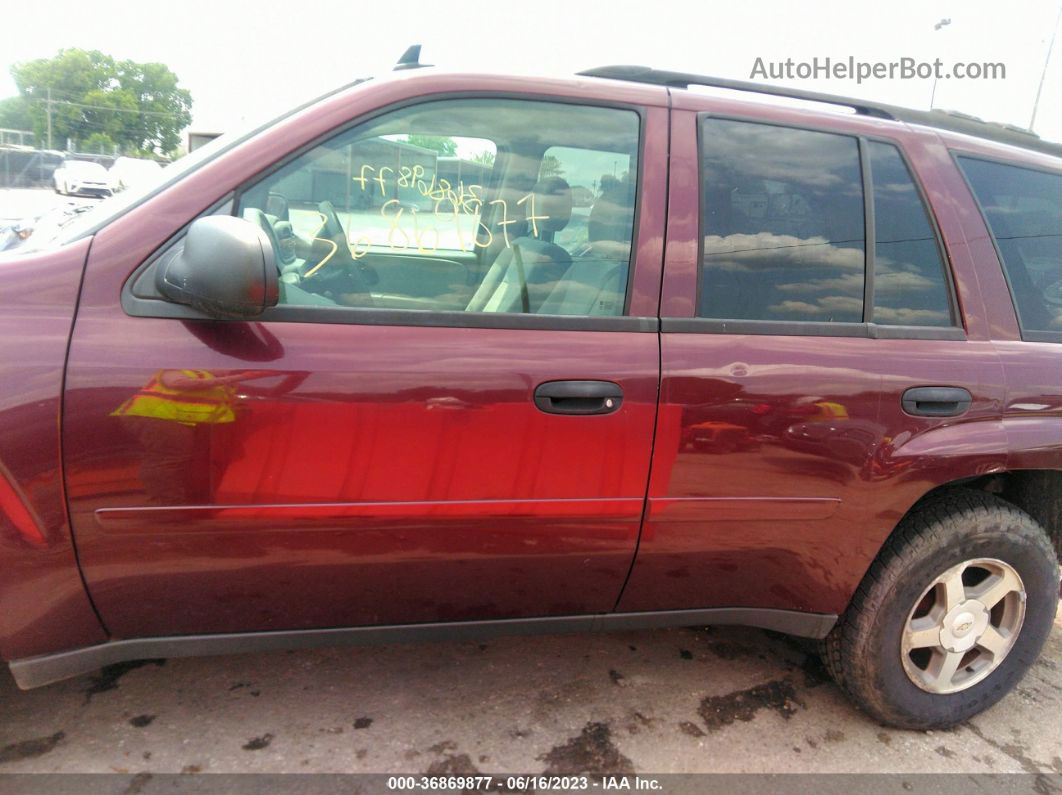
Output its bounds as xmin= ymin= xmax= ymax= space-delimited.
xmin=824 ymin=490 xmax=1059 ymax=729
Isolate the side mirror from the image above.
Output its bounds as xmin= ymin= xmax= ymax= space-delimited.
xmin=156 ymin=215 xmax=279 ymax=319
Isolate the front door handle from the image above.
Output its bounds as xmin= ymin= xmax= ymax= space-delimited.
xmin=902 ymin=386 xmax=973 ymax=417
xmin=533 ymin=380 xmax=623 ymax=415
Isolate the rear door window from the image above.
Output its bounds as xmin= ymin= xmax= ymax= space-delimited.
xmin=698 ymin=119 xmax=866 ymax=323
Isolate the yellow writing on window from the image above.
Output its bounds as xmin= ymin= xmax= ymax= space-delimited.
xmin=340 ymin=164 xmax=549 ymax=255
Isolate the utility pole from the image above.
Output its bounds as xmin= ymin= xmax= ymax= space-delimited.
xmin=45 ymin=87 xmax=53 ymax=150
xmin=1031 ymin=3 xmax=1062 ymax=131
xmin=930 ymin=18 xmax=952 ymax=110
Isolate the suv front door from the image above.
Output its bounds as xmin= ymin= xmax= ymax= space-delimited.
xmin=62 ymin=90 xmax=669 ymax=638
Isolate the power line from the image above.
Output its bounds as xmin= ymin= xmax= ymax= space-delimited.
xmin=24 ymin=85 xmax=90 ymax=102
xmin=54 ymin=99 xmax=182 ymax=118
xmin=1031 ymin=3 xmax=1062 ymax=130
xmin=23 ymin=94 xmax=185 ymax=119
xmin=24 ymin=84 xmax=183 ymax=105
xmin=29 ymin=96 xmax=184 ymax=118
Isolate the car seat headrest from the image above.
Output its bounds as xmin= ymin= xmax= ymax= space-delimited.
xmin=530 ymin=176 xmax=572 ymax=234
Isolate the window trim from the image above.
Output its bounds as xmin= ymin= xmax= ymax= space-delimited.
xmin=660 ymin=317 xmax=965 ymax=339
xmin=122 ymin=91 xmax=654 ymax=333
xmin=859 ymin=136 xmax=877 ymax=322
xmin=951 ymin=150 xmax=1062 ymax=344
xmin=685 ymin=112 xmax=962 ymax=339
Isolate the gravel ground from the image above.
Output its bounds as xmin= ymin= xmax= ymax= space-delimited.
xmin=1 ymin=615 xmax=1060 ymax=777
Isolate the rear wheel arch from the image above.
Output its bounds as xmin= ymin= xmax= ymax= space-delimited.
xmin=909 ymin=470 xmax=1062 ymax=562
xmin=824 ymin=487 xmax=1059 ymax=727
xmin=832 ymin=468 xmax=1061 ymax=643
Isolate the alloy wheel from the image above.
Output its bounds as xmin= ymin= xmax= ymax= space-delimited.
xmin=901 ymin=558 xmax=1026 ymax=694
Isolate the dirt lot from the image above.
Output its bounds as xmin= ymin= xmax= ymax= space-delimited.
xmin=2 ymin=615 xmax=1060 ymax=777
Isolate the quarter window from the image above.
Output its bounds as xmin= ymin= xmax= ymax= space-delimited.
xmin=868 ymin=142 xmax=952 ymax=327
xmin=237 ymin=99 xmax=640 ymax=317
xmin=957 ymin=156 xmax=1062 ymax=335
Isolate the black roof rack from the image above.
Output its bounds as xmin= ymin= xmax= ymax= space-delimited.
xmin=578 ymin=65 xmax=1062 ymax=160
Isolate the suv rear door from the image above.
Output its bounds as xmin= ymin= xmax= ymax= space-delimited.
xmin=61 ymin=83 xmax=669 ymax=638
xmin=618 ymin=92 xmax=1007 ymax=622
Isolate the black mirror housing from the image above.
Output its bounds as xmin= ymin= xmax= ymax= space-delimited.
xmin=156 ymin=216 xmax=279 ymax=319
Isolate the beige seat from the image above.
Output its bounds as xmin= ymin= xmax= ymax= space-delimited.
xmin=537 ymin=179 xmax=634 ymax=316
xmin=466 ymin=177 xmax=573 ymax=314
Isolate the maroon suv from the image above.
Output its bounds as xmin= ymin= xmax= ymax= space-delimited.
xmin=2 ymin=55 xmax=1061 ymax=730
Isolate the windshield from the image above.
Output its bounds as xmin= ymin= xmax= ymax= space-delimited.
xmin=8 ymin=77 xmax=371 ymax=255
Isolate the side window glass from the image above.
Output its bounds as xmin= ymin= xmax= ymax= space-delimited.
xmin=868 ymin=142 xmax=952 ymax=326
xmin=697 ymin=119 xmax=865 ymax=323
xmin=958 ymin=156 xmax=1062 ymax=335
xmin=237 ymin=99 xmax=640 ymax=317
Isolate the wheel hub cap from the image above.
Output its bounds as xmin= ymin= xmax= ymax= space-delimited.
xmin=938 ymin=601 xmax=990 ymax=653
xmin=901 ymin=558 xmax=1026 ymax=694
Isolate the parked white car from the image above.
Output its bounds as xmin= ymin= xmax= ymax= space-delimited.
xmin=52 ymin=160 xmax=113 ymax=197
xmin=109 ymin=156 xmax=162 ymax=192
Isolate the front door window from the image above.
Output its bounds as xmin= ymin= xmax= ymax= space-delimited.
xmin=237 ymin=99 xmax=641 ymax=318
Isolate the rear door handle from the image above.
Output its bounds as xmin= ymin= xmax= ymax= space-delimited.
xmin=533 ymin=380 xmax=623 ymax=415
xmin=901 ymin=386 xmax=973 ymax=417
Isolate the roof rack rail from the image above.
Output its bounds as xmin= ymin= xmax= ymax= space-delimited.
xmin=578 ymin=64 xmax=1062 ymax=159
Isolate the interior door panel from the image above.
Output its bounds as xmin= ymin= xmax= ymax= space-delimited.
xmin=362 ymin=252 xmax=477 ymax=310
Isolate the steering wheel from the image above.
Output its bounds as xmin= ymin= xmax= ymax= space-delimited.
xmin=304 ymin=200 xmax=357 ymax=278
xmin=242 ymin=208 xmax=283 ymax=267
xmin=244 ymin=203 xmax=374 ymax=306
xmin=297 ymin=201 xmax=375 ymax=305
xmin=1043 ymin=276 xmax=1062 ymax=307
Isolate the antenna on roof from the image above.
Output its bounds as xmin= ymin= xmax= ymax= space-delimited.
xmin=394 ymin=45 xmax=430 ymax=71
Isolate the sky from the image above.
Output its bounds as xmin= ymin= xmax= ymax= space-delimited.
xmin=3 ymin=0 xmax=1062 ymax=146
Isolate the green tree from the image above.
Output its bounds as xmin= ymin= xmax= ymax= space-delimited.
xmin=82 ymin=132 xmax=117 ymax=154
xmin=471 ymin=149 xmax=495 ymax=166
xmin=10 ymin=48 xmax=192 ymax=154
xmin=539 ymin=154 xmax=564 ymax=178
xmin=0 ymin=96 xmax=32 ymax=131
xmin=113 ymin=60 xmax=193 ymax=153
xmin=407 ymin=134 xmax=457 ymax=156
